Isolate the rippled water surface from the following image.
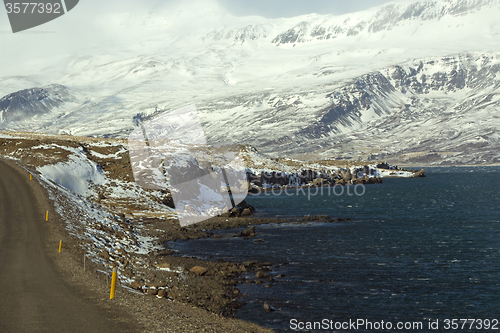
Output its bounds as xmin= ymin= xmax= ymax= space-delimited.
xmin=171 ymin=167 xmax=500 ymax=332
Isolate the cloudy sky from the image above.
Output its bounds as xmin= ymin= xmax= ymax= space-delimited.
xmin=0 ymin=0 xmax=398 ymax=32
xmin=216 ymin=0 xmax=396 ymax=18
xmin=0 ymin=0 xmax=399 ymax=35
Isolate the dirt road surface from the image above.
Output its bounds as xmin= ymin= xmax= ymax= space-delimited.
xmin=0 ymin=159 xmax=138 ymax=333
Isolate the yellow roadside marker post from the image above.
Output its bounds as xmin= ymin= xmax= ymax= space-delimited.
xmin=58 ymin=240 xmax=62 ymax=253
xmin=46 ymin=211 xmax=49 ymax=221
xmin=110 ymin=268 xmax=118 ymax=299
xmin=30 ymin=174 xmax=32 ymax=180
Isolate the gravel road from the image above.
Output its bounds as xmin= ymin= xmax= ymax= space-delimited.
xmin=0 ymin=159 xmax=138 ymax=332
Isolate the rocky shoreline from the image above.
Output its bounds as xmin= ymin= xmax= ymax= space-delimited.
xmin=128 ymin=212 xmax=350 ymax=318
xmin=244 ymin=163 xmax=425 ymax=194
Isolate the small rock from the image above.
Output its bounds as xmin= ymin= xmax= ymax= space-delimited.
xmin=123 ymin=268 xmax=133 ymax=278
xmin=244 ymin=260 xmax=259 ymax=267
xmin=101 ymin=250 xmax=110 ymax=260
xmin=236 ymin=226 xmax=256 ymax=237
xmin=157 ymin=262 xmax=171 ymax=270
xmin=157 ymin=289 xmax=166 ymax=297
xmin=190 ymin=266 xmax=208 ymax=276
xmin=130 ymin=281 xmax=141 ymax=290
xmin=413 ymin=169 xmax=426 ymax=177
xmin=241 ymin=208 xmax=252 ymax=216
xmin=263 ymin=302 xmax=276 ymax=311
xmin=230 ymin=207 xmax=241 ymax=217
xmin=255 ymin=271 xmax=268 ymax=279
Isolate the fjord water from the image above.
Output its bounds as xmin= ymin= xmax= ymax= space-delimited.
xmin=171 ymin=167 xmax=500 ymax=331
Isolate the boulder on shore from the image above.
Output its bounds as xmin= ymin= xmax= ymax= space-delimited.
xmin=130 ymin=281 xmax=142 ymax=290
xmin=190 ymin=266 xmax=208 ymax=276
xmin=263 ymin=302 xmax=276 ymax=311
xmin=255 ymin=271 xmax=268 ymax=278
xmin=413 ymin=169 xmax=426 ymax=177
xmin=241 ymin=208 xmax=253 ymax=216
xmin=236 ymin=226 xmax=256 ymax=237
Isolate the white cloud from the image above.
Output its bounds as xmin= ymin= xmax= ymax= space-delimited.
xmin=215 ymin=0 xmax=396 ymax=18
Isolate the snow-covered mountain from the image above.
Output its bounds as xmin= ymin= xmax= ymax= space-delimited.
xmin=1 ymin=0 xmax=500 ymax=165
xmin=271 ymin=0 xmax=500 ymax=45
xmin=0 ymin=84 xmax=74 ymax=122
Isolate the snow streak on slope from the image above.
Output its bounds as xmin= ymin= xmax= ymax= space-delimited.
xmin=0 ymin=0 xmax=499 ymax=165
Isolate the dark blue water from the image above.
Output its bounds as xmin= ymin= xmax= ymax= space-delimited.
xmin=171 ymin=167 xmax=500 ymax=332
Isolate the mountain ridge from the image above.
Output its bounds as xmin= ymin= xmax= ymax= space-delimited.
xmin=0 ymin=0 xmax=499 ymax=165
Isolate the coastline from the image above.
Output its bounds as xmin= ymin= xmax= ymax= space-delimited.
xmin=390 ymin=163 xmax=500 ymax=168
xmin=138 ymin=214 xmax=350 ymax=318
xmin=0 ymin=133 xmax=414 ymax=332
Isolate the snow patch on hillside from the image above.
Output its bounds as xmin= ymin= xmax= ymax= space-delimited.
xmin=37 ymin=150 xmax=107 ymax=196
